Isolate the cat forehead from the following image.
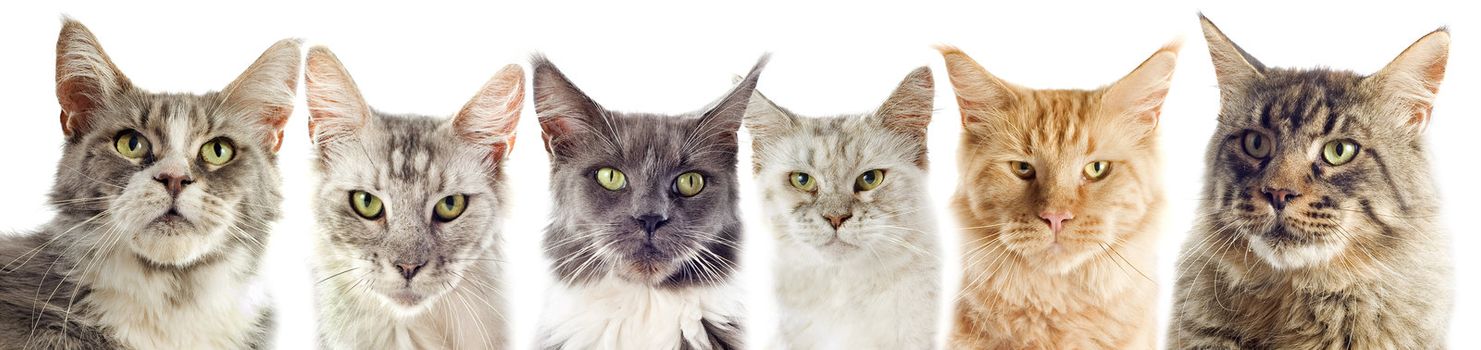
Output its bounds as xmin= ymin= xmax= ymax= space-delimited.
xmin=328 ymin=113 xmax=488 ymax=188
xmin=94 ymin=91 xmax=246 ymax=135
xmin=1227 ymin=69 xmax=1370 ymax=137
xmin=757 ymin=115 xmax=914 ymax=167
xmin=567 ymin=111 xmax=735 ymax=167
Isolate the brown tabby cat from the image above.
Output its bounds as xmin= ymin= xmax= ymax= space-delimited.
xmin=941 ymin=41 xmax=1178 ymax=349
xmin=1168 ymin=16 xmax=1452 ymax=349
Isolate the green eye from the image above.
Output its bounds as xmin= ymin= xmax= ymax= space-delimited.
xmin=1242 ymin=131 xmax=1271 ymax=158
xmin=595 ymin=167 xmax=626 ymax=191
xmin=1322 ymin=140 xmax=1360 ymax=166
xmin=789 ymin=172 xmax=816 ymax=191
xmin=200 ymin=138 xmax=235 ymax=165
xmin=1010 ymin=161 xmax=1035 ymax=179
xmin=675 ymin=172 xmax=705 ymax=197
xmin=349 ymin=191 xmax=384 ymax=219
xmin=114 ymin=130 xmax=150 ymax=159
xmin=433 ymin=194 xmax=467 ymax=221
xmin=1084 ymin=161 xmax=1111 ymax=180
xmin=856 ymin=169 xmax=885 ymax=191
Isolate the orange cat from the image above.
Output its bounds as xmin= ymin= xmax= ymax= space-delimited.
xmin=940 ymin=42 xmax=1177 ymax=349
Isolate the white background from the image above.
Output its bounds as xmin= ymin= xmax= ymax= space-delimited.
xmin=0 ymin=1 xmax=1474 ymax=348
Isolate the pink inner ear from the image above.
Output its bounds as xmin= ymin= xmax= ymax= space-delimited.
xmin=58 ymin=81 xmax=98 ymax=137
xmin=540 ymin=118 xmax=572 ymax=154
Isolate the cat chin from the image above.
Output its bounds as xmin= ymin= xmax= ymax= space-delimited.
xmin=1246 ymin=233 xmax=1348 ymax=270
xmin=1009 ymin=242 xmax=1100 ymax=275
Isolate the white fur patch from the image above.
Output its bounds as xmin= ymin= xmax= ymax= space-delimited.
xmin=80 ymin=246 xmax=265 ymax=349
xmin=1247 ymin=234 xmax=1349 ymax=270
xmin=538 ymin=276 xmax=744 ymax=350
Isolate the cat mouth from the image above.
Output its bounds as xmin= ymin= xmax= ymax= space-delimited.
xmin=385 ymin=289 xmax=427 ymax=307
xmin=157 ymin=208 xmax=187 ymax=222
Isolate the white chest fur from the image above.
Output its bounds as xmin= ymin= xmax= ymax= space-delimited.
xmin=316 ymin=262 xmax=507 ymax=350
xmin=538 ymin=276 xmax=744 ymax=350
xmin=772 ymin=239 xmax=940 ymax=350
xmin=80 ymin=247 xmax=266 ymax=350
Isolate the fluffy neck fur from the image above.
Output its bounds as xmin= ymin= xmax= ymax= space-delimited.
xmin=314 ymin=253 xmax=506 ymax=350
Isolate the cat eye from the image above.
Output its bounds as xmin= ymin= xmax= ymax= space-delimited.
xmin=433 ymin=194 xmax=467 ymax=222
xmin=789 ymin=172 xmax=816 ymax=192
xmin=200 ymin=137 xmax=235 ymax=165
xmin=595 ymin=167 xmax=627 ymax=191
xmin=1084 ymin=161 xmax=1111 ymax=180
xmin=349 ymin=191 xmax=384 ymax=220
xmin=1322 ymin=140 xmax=1360 ymax=166
xmin=113 ymin=130 xmax=151 ymax=159
xmin=1241 ymin=131 xmax=1272 ymax=159
xmin=855 ymin=169 xmax=886 ymax=191
xmin=1010 ymin=161 xmax=1036 ymax=179
xmin=675 ymin=172 xmax=705 ymax=197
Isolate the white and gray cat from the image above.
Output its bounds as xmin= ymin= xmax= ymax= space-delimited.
xmin=304 ymin=46 xmax=523 ymax=349
xmin=0 ymin=19 xmax=298 ymax=349
xmin=745 ymin=67 xmax=940 ymax=349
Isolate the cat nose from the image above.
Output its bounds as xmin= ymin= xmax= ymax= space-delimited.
xmin=1262 ymin=187 xmax=1301 ymax=211
xmin=1039 ymin=211 xmax=1074 ymax=234
xmin=153 ymin=173 xmax=194 ymax=198
xmin=822 ymin=213 xmax=852 ymax=230
xmin=635 ymin=214 xmax=669 ymax=235
xmin=394 ymin=260 xmax=427 ymax=281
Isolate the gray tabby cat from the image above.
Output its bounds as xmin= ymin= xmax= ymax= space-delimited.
xmin=0 ymin=19 xmax=298 ymax=349
xmin=1170 ymin=15 xmax=1452 ymax=349
xmin=744 ymin=68 xmax=939 ymax=349
xmin=533 ymin=55 xmax=765 ymax=350
xmin=305 ymin=46 xmax=522 ymax=350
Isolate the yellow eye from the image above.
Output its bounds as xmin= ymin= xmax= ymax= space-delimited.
xmin=595 ymin=167 xmax=626 ymax=191
xmin=676 ymin=172 xmax=705 ymax=197
xmin=1010 ymin=161 xmax=1035 ymax=179
xmin=789 ymin=172 xmax=816 ymax=192
xmin=200 ymin=138 xmax=235 ymax=165
xmin=113 ymin=130 xmax=150 ymax=159
xmin=1242 ymin=131 xmax=1271 ymax=158
xmin=434 ymin=194 xmax=467 ymax=221
xmin=856 ymin=169 xmax=885 ymax=191
xmin=1322 ymin=140 xmax=1360 ymax=166
xmin=349 ymin=191 xmax=384 ymax=219
xmin=1084 ymin=161 xmax=1111 ymax=180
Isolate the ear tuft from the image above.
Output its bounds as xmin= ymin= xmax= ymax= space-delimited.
xmin=696 ymin=54 xmax=769 ymax=140
xmin=742 ymin=89 xmax=796 ymax=141
xmin=531 ymin=54 xmax=606 ymax=156
xmin=1101 ymin=40 xmax=1179 ymax=130
xmin=55 ymin=17 xmax=131 ymax=138
xmin=936 ymin=45 xmax=1017 ymax=130
xmin=1198 ymin=14 xmax=1264 ymax=98
xmin=304 ymin=46 xmax=371 ymax=146
xmin=454 ymin=64 xmax=525 ymax=163
xmin=1368 ymin=28 xmax=1449 ymax=132
xmin=223 ymin=38 xmax=302 ymax=152
xmin=875 ymin=66 xmax=934 ymax=136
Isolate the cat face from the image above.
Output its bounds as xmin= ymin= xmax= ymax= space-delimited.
xmin=49 ymin=20 xmax=297 ymax=267
xmin=305 ymin=47 xmax=523 ymax=312
xmin=942 ymin=44 xmax=1175 ymax=274
xmin=534 ymin=56 xmax=764 ymax=287
xmin=1197 ymin=17 xmax=1449 ymax=270
xmin=746 ymin=67 xmax=933 ymax=262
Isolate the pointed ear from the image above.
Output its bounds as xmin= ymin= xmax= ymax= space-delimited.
xmin=742 ymin=88 xmax=797 ymax=141
xmin=874 ymin=66 xmax=934 ymax=138
xmin=453 ymin=64 xmax=524 ymax=164
xmin=1101 ymin=41 xmax=1179 ymax=132
xmin=222 ymin=39 xmax=301 ymax=153
xmin=697 ymin=54 xmax=769 ymax=143
xmin=531 ymin=55 xmax=605 ymax=156
xmin=937 ymin=46 xmax=1017 ymax=132
xmin=1365 ymin=28 xmax=1449 ymax=133
xmin=304 ymin=46 xmax=371 ymax=146
xmin=1199 ymin=14 xmax=1265 ymax=99
xmin=55 ymin=18 xmax=132 ymax=139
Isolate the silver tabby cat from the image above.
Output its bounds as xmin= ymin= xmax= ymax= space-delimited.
xmin=305 ymin=46 xmax=522 ymax=350
xmin=0 ymin=19 xmax=298 ymax=349
xmin=1170 ymin=15 xmax=1453 ymax=349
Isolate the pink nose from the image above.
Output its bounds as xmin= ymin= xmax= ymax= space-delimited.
xmin=1039 ymin=211 xmax=1074 ymax=234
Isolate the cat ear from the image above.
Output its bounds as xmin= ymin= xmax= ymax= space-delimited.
xmin=1365 ymin=28 xmax=1448 ymax=133
xmin=304 ymin=46 xmax=372 ymax=146
xmin=1101 ymin=41 xmax=1179 ymax=131
xmin=222 ymin=39 xmax=301 ymax=153
xmin=742 ymin=88 xmax=797 ymax=141
xmin=1199 ymin=14 xmax=1265 ymax=97
xmin=873 ymin=66 xmax=934 ymax=138
xmin=453 ymin=64 xmax=525 ymax=164
xmin=937 ymin=46 xmax=1018 ymax=133
xmin=55 ymin=18 xmax=133 ymax=139
xmin=531 ymin=55 xmax=606 ymax=156
xmin=697 ymin=55 xmax=770 ymax=143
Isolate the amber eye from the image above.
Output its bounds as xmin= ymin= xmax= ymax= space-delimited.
xmin=114 ymin=130 xmax=151 ymax=159
xmin=1010 ymin=161 xmax=1035 ymax=179
xmin=1084 ymin=161 xmax=1111 ymax=180
xmin=1242 ymin=131 xmax=1272 ymax=158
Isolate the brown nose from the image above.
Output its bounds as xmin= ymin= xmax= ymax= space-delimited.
xmin=394 ymin=260 xmax=427 ymax=281
xmin=822 ymin=213 xmax=852 ymax=230
xmin=1262 ymin=187 xmax=1300 ymax=211
xmin=154 ymin=173 xmax=194 ymax=198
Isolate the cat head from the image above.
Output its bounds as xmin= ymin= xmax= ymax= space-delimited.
xmin=942 ymin=43 xmax=1176 ymax=274
xmin=745 ymin=67 xmax=934 ymax=263
xmin=49 ymin=19 xmax=298 ymax=267
xmin=1197 ymin=15 xmax=1448 ymax=270
xmin=535 ymin=55 xmax=765 ymax=287
xmin=305 ymin=46 xmax=523 ymax=313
